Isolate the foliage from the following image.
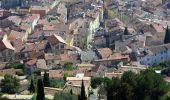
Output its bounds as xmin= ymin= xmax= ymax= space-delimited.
xmin=64 ymin=62 xmax=74 ymax=70
xmin=53 ymin=92 xmax=78 ymax=100
xmin=34 ymin=69 xmax=41 ymax=76
xmin=92 ymin=70 xmax=170 ymax=100
xmin=124 ymin=27 xmax=129 ymax=35
xmin=107 ymin=9 xmax=115 ymax=19
xmin=7 ymin=62 xmax=24 ymax=69
xmin=91 ymin=77 xmax=104 ymax=89
xmin=49 ymin=78 xmax=65 ymax=88
xmin=79 ymin=80 xmax=87 ymax=100
xmin=36 ymin=79 xmax=45 ymax=100
xmin=16 ymin=69 xmax=24 ymax=76
xmin=28 ymin=79 xmax=35 ymax=93
xmin=43 ymin=72 xmax=50 ymax=87
xmin=63 ymin=72 xmax=73 ymax=81
xmin=1 ymin=75 xmax=20 ymax=94
xmin=164 ymin=26 xmax=170 ymax=44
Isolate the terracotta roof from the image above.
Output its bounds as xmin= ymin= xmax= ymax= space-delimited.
xmin=47 ymin=34 xmax=66 ymax=44
xmin=0 ymin=68 xmax=16 ymax=75
xmin=36 ymin=59 xmax=47 ymax=69
xmin=8 ymin=30 xmax=25 ymax=41
xmin=0 ymin=39 xmax=15 ymax=51
xmin=43 ymin=24 xmax=56 ymax=31
xmin=49 ymin=70 xmax=64 ymax=78
xmin=25 ymin=59 xmax=37 ymax=66
xmin=152 ymin=24 xmax=164 ymax=33
xmin=97 ymin=48 xmax=112 ymax=59
xmin=8 ymin=16 xmax=22 ymax=25
xmin=66 ymin=77 xmax=91 ymax=87
xmin=22 ymin=14 xmax=40 ymax=23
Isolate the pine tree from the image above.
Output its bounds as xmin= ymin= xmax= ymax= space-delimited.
xmin=164 ymin=26 xmax=170 ymax=44
xmin=124 ymin=27 xmax=129 ymax=35
xmin=36 ymin=79 xmax=45 ymax=100
xmin=80 ymin=80 xmax=87 ymax=100
xmin=43 ymin=71 xmax=50 ymax=87
xmin=28 ymin=79 xmax=35 ymax=93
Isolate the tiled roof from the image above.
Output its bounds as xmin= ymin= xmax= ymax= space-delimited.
xmin=25 ymin=59 xmax=37 ymax=66
xmin=0 ymin=39 xmax=15 ymax=51
xmin=49 ymin=70 xmax=64 ymax=78
xmin=47 ymin=34 xmax=66 ymax=44
xmin=97 ymin=48 xmax=112 ymax=59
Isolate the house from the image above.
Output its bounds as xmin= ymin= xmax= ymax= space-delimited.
xmin=137 ymin=43 xmax=170 ymax=66
xmin=79 ymin=50 xmax=98 ymax=63
xmin=19 ymin=40 xmax=48 ymax=59
xmin=0 ymin=39 xmax=15 ymax=62
xmin=24 ymin=58 xmax=47 ymax=75
xmin=8 ymin=30 xmax=28 ymax=42
xmin=64 ymin=76 xmax=91 ymax=97
xmin=22 ymin=14 xmax=40 ymax=33
xmin=49 ymin=70 xmax=64 ymax=79
xmin=57 ymin=3 xmax=67 ymax=24
xmin=90 ymin=64 xmax=107 ymax=77
xmin=7 ymin=16 xmax=22 ymax=26
xmin=0 ymin=68 xmax=16 ymax=76
xmin=24 ymin=59 xmax=37 ymax=75
xmin=47 ymin=34 xmax=67 ymax=54
xmin=0 ymin=0 xmax=21 ymax=8
xmin=105 ymin=70 xmax=123 ymax=78
xmin=93 ymin=48 xmax=130 ymax=67
xmin=29 ymin=6 xmax=49 ymax=18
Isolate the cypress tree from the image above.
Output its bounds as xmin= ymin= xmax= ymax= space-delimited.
xmin=124 ymin=27 xmax=129 ymax=35
xmin=80 ymin=80 xmax=87 ymax=100
xmin=164 ymin=26 xmax=170 ymax=44
xmin=70 ymin=89 xmax=73 ymax=95
xmin=36 ymin=79 xmax=45 ymax=100
xmin=43 ymin=71 xmax=50 ymax=87
xmin=28 ymin=79 xmax=35 ymax=93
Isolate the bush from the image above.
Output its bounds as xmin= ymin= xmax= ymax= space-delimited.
xmin=49 ymin=78 xmax=65 ymax=88
xmin=16 ymin=70 xmax=24 ymax=76
xmin=64 ymin=62 xmax=74 ymax=70
xmin=1 ymin=75 xmax=20 ymax=94
xmin=53 ymin=92 xmax=78 ymax=100
xmin=8 ymin=62 xmax=24 ymax=69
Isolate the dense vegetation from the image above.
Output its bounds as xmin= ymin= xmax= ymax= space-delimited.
xmin=1 ymin=75 xmax=20 ymax=94
xmin=91 ymin=70 xmax=170 ymax=100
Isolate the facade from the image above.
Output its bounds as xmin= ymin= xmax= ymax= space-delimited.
xmin=0 ymin=0 xmax=21 ymax=8
xmin=0 ymin=39 xmax=15 ymax=62
xmin=138 ymin=44 xmax=170 ymax=66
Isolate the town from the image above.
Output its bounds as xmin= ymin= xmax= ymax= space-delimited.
xmin=0 ymin=0 xmax=170 ymax=100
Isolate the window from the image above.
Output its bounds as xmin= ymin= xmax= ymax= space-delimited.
xmin=60 ymin=45 xmax=64 ymax=49
xmin=147 ymin=58 xmax=150 ymax=61
xmin=55 ymin=45 xmax=59 ymax=49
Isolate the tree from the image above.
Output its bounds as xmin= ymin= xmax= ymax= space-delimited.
xmin=135 ymin=70 xmax=169 ymax=100
xmin=43 ymin=71 xmax=50 ymax=87
xmin=36 ymin=79 xmax=45 ymax=100
xmin=28 ymin=79 xmax=35 ymax=93
xmin=95 ymin=70 xmax=170 ymax=100
xmin=124 ymin=27 xmax=129 ymax=35
xmin=70 ymin=89 xmax=73 ymax=95
xmin=117 ymin=82 xmax=133 ymax=100
xmin=91 ymin=77 xmax=104 ymax=89
xmin=64 ymin=62 xmax=74 ymax=70
xmin=1 ymin=75 xmax=20 ymax=94
xmin=80 ymin=80 xmax=87 ymax=100
xmin=164 ymin=26 xmax=170 ymax=44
